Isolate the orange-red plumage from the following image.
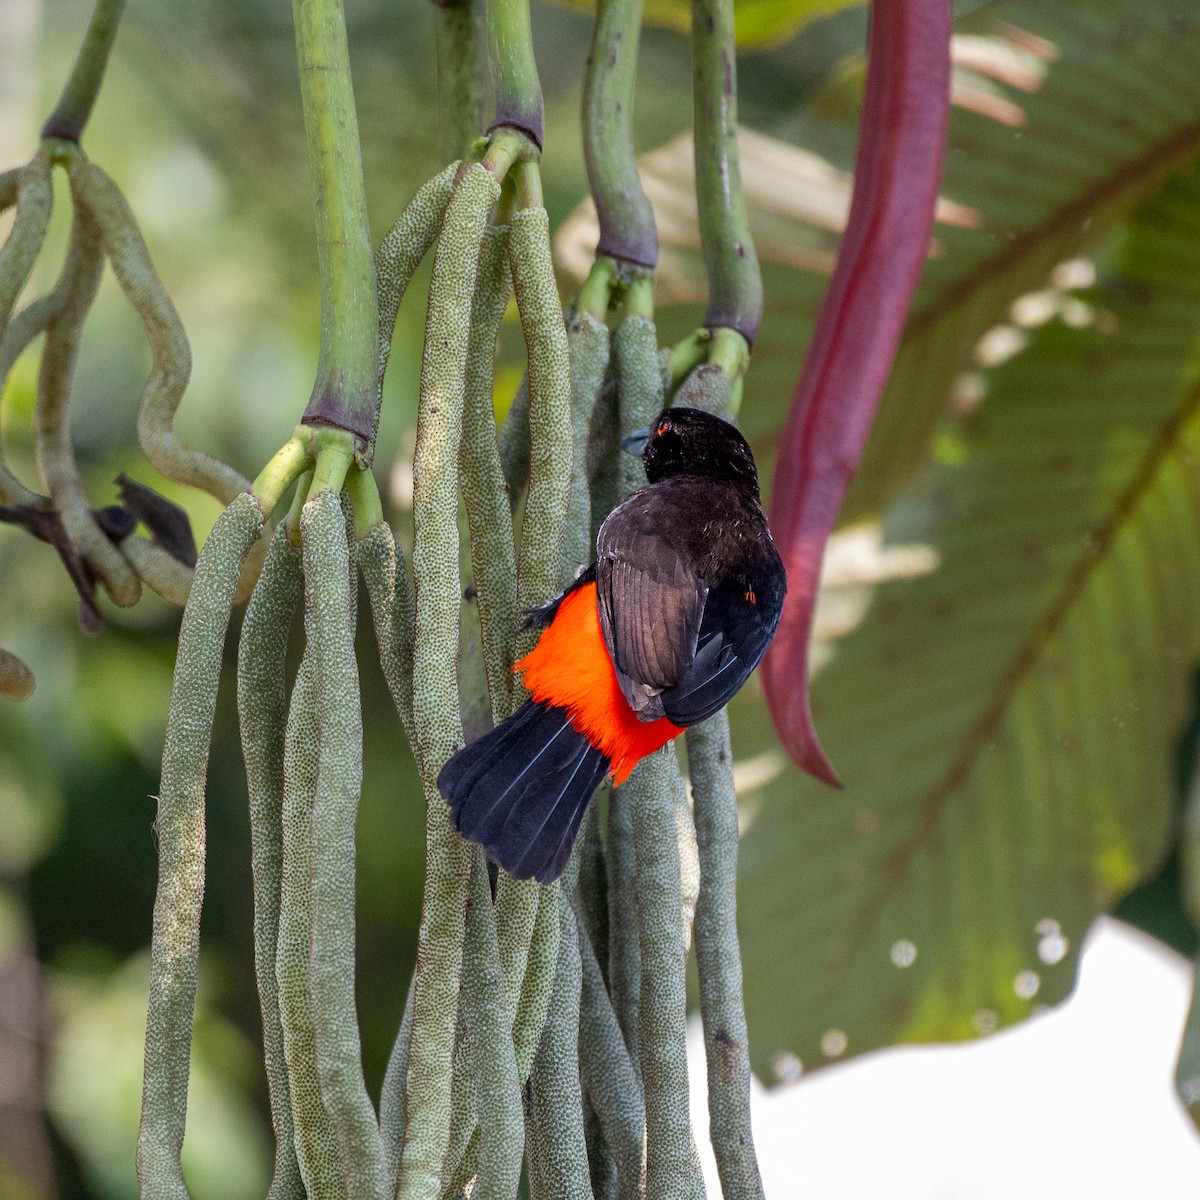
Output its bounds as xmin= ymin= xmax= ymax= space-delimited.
xmin=514 ymin=581 xmax=681 ymax=784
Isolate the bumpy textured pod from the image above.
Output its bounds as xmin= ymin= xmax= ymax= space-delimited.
xmin=1 ymin=296 xmax=59 ymax=508
xmin=460 ymin=224 xmax=518 ymax=722
xmin=376 ymin=163 xmax=457 ymax=389
xmin=612 ymin=315 xmax=663 ymax=499
xmin=302 ymin=490 xmax=385 ymax=1200
xmin=399 ymin=161 xmax=499 ymax=1200
xmin=627 ymin=748 xmax=706 ymax=1200
xmin=70 ymin=157 xmax=251 ymax=506
xmin=237 ymin=526 xmax=306 ymax=1200
xmin=685 ymin=715 xmax=765 ymax=1200
xmin=0 ymin=155 xmax=52 ymax=330
xmin=277 ymin=654 xmax=346 ymax=1199
xmin=560 ymin=313 xmax=609 ymax=575
xmin=672 ymin=362 xmax=731 ymax=420
xmin=137 ymin=492 xmax=264 ymax=1199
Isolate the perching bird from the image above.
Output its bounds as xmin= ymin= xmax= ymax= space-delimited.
xmin=438 ymin=406 xmax=787 ymax=883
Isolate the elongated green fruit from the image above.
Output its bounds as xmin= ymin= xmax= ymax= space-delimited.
xmin=509 ymin=207 xmax=573 ymax=618
xmin=34 ymin=197 xmax=142 ymax=607
xmin=528 ymin=888 xmax=592 ymax=1200
xmin=137 ymin=492 xmax=264 ymax=1199
xmin=606 ymin=781 xmax=641 ymax=1065
xmin=613 ymin=315 xmax=663 ymax=500
xmin=513 ymin=884 xmax=562 ymax=1082
xmin=237 ymin=526 xmax=306 ymax=1200
xmin=497 ymin=373 xmax=530 ymax=507
xmin=685 ymin=715 xmax=764 ymax=1200
xmin=378 ymin=977 xmax=414 ymax=1193
xmin=576 ymin=905 xmax=644 ymax=1192
xmin=70 ymin=158 xmax=251 ymax=505
xmin=561 ymin=313 xmax=609 ymax=575
xmin=278 ymin=654 xmax=346 ymax=1200
xmin=376 ymin=163 xmax=457 ymax=389
xmin=464 ymin=850 xmax=523 ymax=1200
xmin=357 ymin=521 xmax=416 ymax=745
xmin=399 ymin=161 xmax=499 ymax=1200
xmin=460 ymin=225 xmax=518 ymax=723
xmin=0 ymin=154 xmax=52 ymax=330
xmin=672 ymin=361 xmax=732 ymax=419
xmin=302 ymin=490 xmax=385 ymax=1200
xmin=627 ymin=748 xmax=705 ymax=1200
xmin=1 ymin=295 xmax=62 ymax=508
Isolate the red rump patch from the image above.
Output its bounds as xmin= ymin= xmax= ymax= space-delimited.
xmin=515 ymin=581 xmax=683 ymax=784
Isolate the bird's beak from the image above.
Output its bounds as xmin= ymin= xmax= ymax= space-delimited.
xmin=620 ymin=428 xmax=650 ymax=457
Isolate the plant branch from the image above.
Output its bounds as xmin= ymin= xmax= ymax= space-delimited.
xmin=41 ymin=0 xmax=128 ymax=142
xmin=293 ymin=0 xmax=379 ymax=450
xmin=691 ymin=0 xmax=762 ymax=344
xmin=487 ymin=0 xmax=544 ymax=148
xmin=434 ymin=0 xmax=486 ymax=161
xmin=583 ymin=0 xmax=657 ymax=267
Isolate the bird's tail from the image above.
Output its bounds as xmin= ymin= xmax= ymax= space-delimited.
xmin=437 ymin=699 xmax=609 ymax=883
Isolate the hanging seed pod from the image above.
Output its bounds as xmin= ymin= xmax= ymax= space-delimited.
xmin=136 ymin=492 xmax=264 ymax=1198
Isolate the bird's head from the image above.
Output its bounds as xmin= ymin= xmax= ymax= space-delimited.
xmin=622 ymin=406 xmax=760 ymax=490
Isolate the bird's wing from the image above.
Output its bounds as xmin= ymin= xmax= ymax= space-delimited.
xmin=596 ymin=492 xmax=708 ymax=719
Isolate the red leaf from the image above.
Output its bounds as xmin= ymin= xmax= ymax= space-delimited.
xmin=762 ymin=0 xmax=952 ymax=785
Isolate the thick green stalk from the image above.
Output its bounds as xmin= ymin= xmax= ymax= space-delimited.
xmin=487 ymin=0 xmax=544 ymax=147
xmin=302 ymin=491 xmax=385 ymax=1200
xmin=435 ymin=0 xmax=486 ymax=161
xmin=0 ymin=155 xmax=52 ymax=331
xmin=293 ymin=0 xmax=379 ymax=447
xmin=582 ymin=0 xmax=656 ymax=267
xmin=691 ymin=0 xmax=761 ymax=343
xmin=41 ymin=0 xmax=127 ymax=141
xmin=136 ymin=494 xmax=264 ymax=1199
xmin=237 ymin=527 xmax=306 ymax=1200
xmin=561 ymin=314 xmax=610 ymax=575
xmin=685 ymin=716 xmax=764 ymax=1200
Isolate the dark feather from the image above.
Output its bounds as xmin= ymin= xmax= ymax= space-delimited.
xmin=438 ymin=701 xmax=609 ymax=884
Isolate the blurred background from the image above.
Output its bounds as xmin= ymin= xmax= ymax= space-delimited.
xmin=4 ymin=0 xmax=1200 ymax=1195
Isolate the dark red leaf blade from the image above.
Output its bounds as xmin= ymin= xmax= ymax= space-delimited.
xmin=762 ymin=0 xmax=952 ymax=784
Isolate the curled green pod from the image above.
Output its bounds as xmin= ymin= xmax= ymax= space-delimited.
xmin=0 ymin=648 xmax=35 ymax=701
xmin=1 ymin=295 xmax=60 ymax=508
xmin=527 ymin=888 xmax=591 ymax=1200
xmin=356 ymin=520 xmax=416 ymax=745
xmin=585 ymin=366 xmax=620 ymax=542
xmin=626 ymin=748 xmax=706 ymax=1200
xmin=120 ymin=536 xmax=193 ymax=607
xmin=277 ymin=654 xmax=346 ymax=1200
xmin=463 ymin=850 xmax=523 ymax=1200
xmin=460 ymin=224 xmax=518 ymax=723
xmin=34 ymin=198 xmax=143 ymax=607
xmin=399 ymin=161 xmax=499 ymax=1200
xmin=613 ymin=315 xmax=663 ymax=501
xmin=137 ymin=492 xmax=264 ymax=1199
xmin=376 ymin=162 xmax=457 ymax=388
xmin=301 ymin=490 xmax=384 ymax=1200
xmin=69 ymin=157 xmax=250 ymax=506
xmin=508 ymin=206 xmax=573 ymax=616
xmin=237 ymin=525 xmax=306 ymax=1200
xmin=0 ymin=153 xmax=52 ymax=331
xmin=561 ymin=312 xmax=609 ymax=575
xmin=685 ymin=714 xmax=765 ymax=1200
xmin=575 ymin=904 xmax=645 ymax=1194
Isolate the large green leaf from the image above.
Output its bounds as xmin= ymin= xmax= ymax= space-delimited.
xmin=730 ymin=145 xmax=1200 ymax=1078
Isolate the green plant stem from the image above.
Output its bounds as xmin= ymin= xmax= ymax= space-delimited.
xmin=41 ymin=0 xmax=127 ymax=141
xmin=435 ymin=0 xmax=486 ymax=161
xmin=582 ymin=0 xmax=656 ymax=267
xmin=487 ymin=0 xmax=544 ymax=147
xmin=293 ymin=0 xmax=380 ymax=449
xmin=691 ymin=0 xmax=762 ymax=343
xmin=237 ymin=527 xmax=306 ymax=1200
xmin=136 ymin=493 xmax=265 ymax=1199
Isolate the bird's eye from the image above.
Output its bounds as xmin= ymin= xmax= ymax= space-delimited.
xmin=655 ymin=419 xmax=671 ymax=436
